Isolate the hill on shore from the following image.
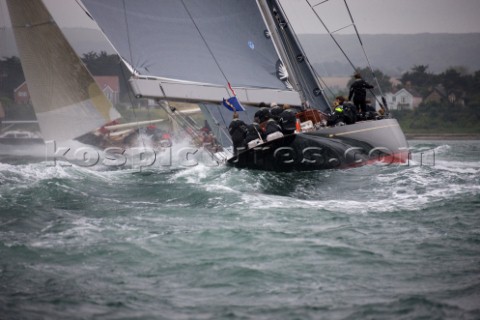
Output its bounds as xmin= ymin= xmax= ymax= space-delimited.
xmin=299 ymin=33 xmax=480 ymax=76
xmin=2 ymin=28 xmax=479 ymax=77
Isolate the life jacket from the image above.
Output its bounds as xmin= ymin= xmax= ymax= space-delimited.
xmin=327 ymin=106 xmax=344 ymax=126
xmin=245 ymin=122 xmax=263 ymax=143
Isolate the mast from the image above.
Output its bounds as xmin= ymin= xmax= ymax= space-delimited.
xmin=257 ymin=0 xmax=331 ymax=113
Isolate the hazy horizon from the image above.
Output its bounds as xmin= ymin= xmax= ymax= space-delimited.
xmin=1 ymin=0 xmax=480 ymax=75
xmin=1 ymin=0 xmax=480 ymax=34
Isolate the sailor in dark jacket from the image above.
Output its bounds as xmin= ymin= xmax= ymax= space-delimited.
xmin=245 ymin=122 xmax=263 ymax=144
xmin=279 ymin=104 xmax=297 ymax=134
xmin=348 ymin=73 xmax=374 ymax=115
xmin=228 ymin=112 xmax=247 ymax=154
xmin=254 ymin=102 xmax=270 ymax=123
xmin=269 ymin=102 xmax=283 ymax=121
xmin=264 ymin=113 xmax=284 ymax=141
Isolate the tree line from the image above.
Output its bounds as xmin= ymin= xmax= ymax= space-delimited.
xmin=1 ymin=53 xmax=479 ymax=133
xmin=0 ymin=52 xmax=131 ymax=119
xmin=0 ymin=51 xmax=130 ymax=102
xmin=396 ymin=65 xmax=480 ymax=133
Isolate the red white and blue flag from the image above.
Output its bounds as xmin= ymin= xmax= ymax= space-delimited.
xmin=222 ymin=82 xmax=245 ymax=111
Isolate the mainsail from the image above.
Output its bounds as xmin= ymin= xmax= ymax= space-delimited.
xmin=81 ymin=0 xmax=302 ymax=106
xmin=6 ymin=0 xmax=121 ymax=142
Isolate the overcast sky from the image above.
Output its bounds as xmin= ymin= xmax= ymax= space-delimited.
xmin=280 ymin=0 xmax=480 ymax=34
xmin=1 ymin=0 xmax=480 ymax=34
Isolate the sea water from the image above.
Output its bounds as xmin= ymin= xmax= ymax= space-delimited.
xmin=0 ymin=140 xmax=479 ymax=319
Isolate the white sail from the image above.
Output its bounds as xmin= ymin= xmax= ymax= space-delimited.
xmin=6 ymin=0 xmax=121 ymax=142
xmin=81 ymin=0 xmax=302 ymax=106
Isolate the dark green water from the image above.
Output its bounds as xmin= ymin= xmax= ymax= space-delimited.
xmin=1 ymin=140 xmax=479 ymax=319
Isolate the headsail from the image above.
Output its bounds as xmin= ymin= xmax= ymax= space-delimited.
xmin=81 ymin=0 xmax=301 ymax=106
xmin=6 ymin=0 xmax=121 ymax=142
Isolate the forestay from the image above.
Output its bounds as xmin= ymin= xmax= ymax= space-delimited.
xmin=81 ymin=0 xmax=301 ymax=106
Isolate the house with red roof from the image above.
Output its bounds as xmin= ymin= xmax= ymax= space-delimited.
xmin=13 ymin=82 xmax=30 ymax=104
xmin=93 ymin=76 xmax=120 ymax=105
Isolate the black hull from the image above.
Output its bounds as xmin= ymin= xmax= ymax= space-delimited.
xmin=227 ymin=118 xmax=408 ymax=171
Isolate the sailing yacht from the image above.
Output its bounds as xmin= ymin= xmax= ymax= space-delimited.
xmin=6 ymin=0 xmax=408 ymax=171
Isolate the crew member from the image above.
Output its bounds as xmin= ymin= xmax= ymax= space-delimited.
xmin=264 ymin=114 xmax=283 ymax=141
xmin=245 ymin=121 xmax=264 ymax=148
xmin=269 ymin=102 xmax=283 ymax=121
xmin=348 ymin=73 xmax=374 ymax=116
xmin=279 ymin=104 xmax=297 ymax=134
xmin=254 ymin=102 xmax=270 ymax=124
xmin=228 ymin=112 xmax=247 ymax=154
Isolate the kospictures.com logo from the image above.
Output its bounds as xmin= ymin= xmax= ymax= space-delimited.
xmin=44 ymin=141 xmax=435 ymax=171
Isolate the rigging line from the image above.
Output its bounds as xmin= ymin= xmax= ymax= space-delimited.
xmin=200 ymin=104 xmax=231 ymax=148
xmin=171 ymin=109 xmax=198 ymax=136
xmin=307 ymin=1 xmax=384 ymax=107
xmin=205 ymin=104 xmax=233 ymax=153
xmin=159 ymin=104 xmax=204 ymax=149
xmin=169 ymin=105 xmax=211 ymax=144
xmin=176 ymin=3 xmax=234 ymax=152
xmin=158 ymin=104 xmax=194 ymax=147
xmin=167 ymin=103 xmax=231 ymax=159
xmin=310 ymin=0 xmax=331 ymax=9
xmin=179 ymin=0 xmax=231 ymax=92
xmin=343 ymin=0 xmax=384 ymax=97
xmin=317 ymin=75 xmax=336 ymax=102
xmin=331 ymin=24 xmax=354 ymax=34
xmin=343 ymin=0 xmax=362 ymax=46
xmin=307 ymin=5 xmax=356 ymax=71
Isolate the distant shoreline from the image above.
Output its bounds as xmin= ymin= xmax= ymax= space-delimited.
xmin=406 ymin=133 xmax=480 ymax=140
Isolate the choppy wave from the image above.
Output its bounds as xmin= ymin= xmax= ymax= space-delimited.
xmin=1 ymin=140 xmax=479 ymax=319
